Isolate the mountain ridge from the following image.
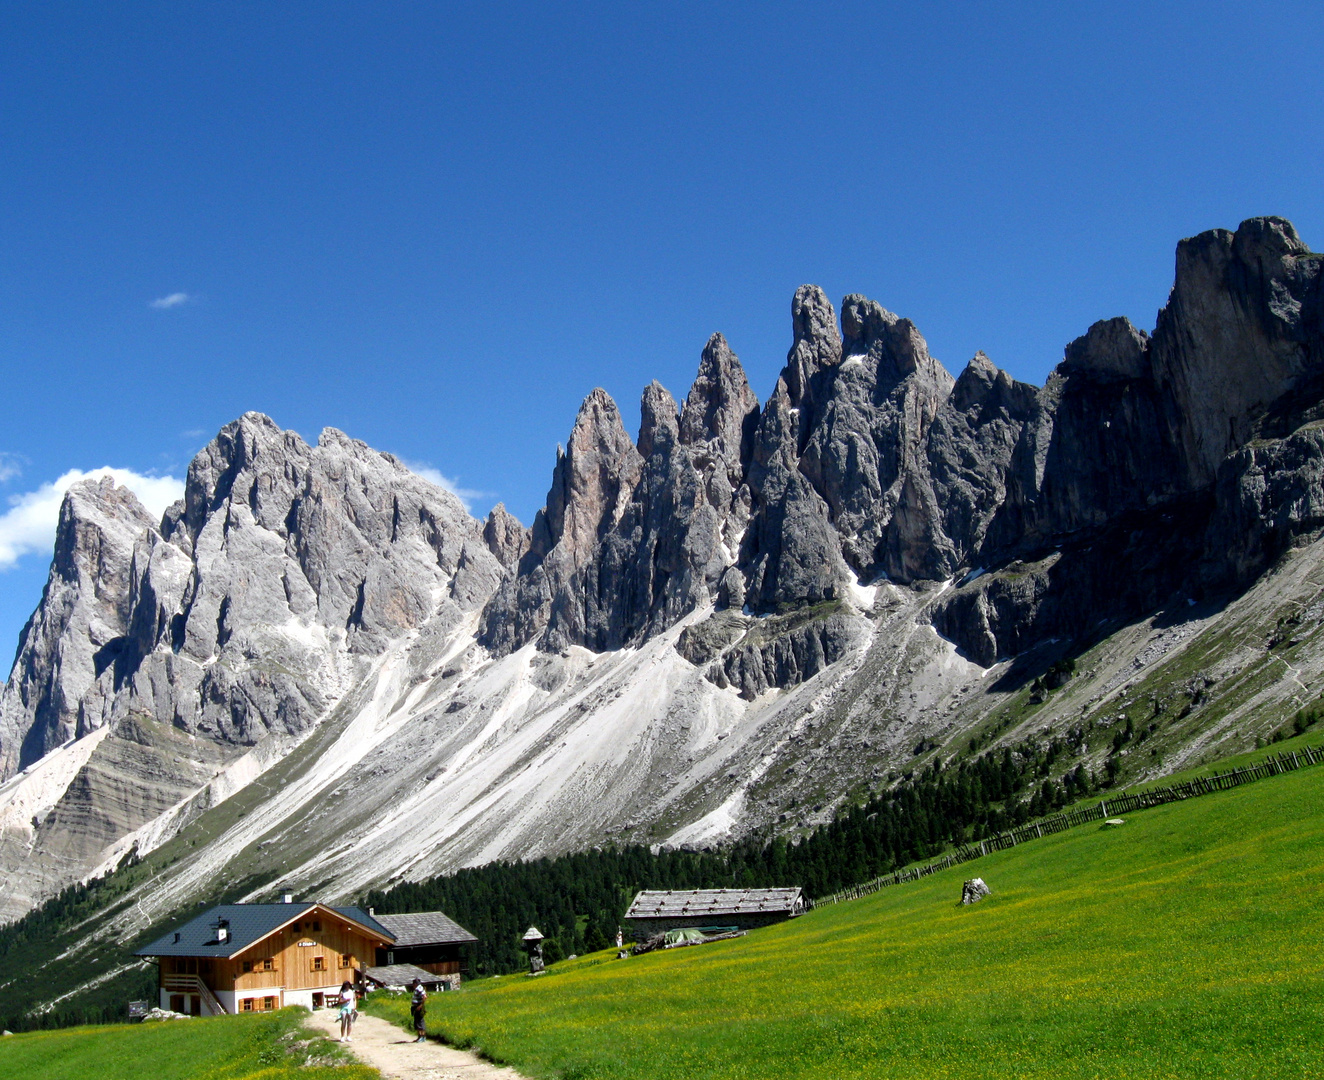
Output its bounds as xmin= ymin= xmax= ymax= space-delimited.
xmin=0 ymin=215 xmax=1322 ymax=935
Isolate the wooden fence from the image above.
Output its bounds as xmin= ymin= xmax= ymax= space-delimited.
xmin=811 ymin=743 xmax=1324 ymax=908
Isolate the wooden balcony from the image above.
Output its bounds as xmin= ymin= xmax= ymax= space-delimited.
xmin=162 ymin=973 xmax=227 ymax=1014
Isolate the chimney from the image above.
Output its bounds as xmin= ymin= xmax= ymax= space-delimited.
xmin=368 ymin=907 xmax=375 ymax=917
xmin=282 ymin=890 xmax=294 ymax=904
xmin=173 ymin=932 xmax=181 ymax=943
xmin=215 ymin=918 xmax=230 ymax=944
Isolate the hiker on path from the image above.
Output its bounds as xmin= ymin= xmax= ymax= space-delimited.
xmin=338 ymin=980 xmax=357 ymax=1041
xmin=409 ymin=978 xmax=428 ymax=1043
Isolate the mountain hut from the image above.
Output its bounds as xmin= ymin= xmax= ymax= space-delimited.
xmin=135 ymin=900 xmax=478 ymax=1014
xmin=622 ymin=886 xmax=806 ymax=942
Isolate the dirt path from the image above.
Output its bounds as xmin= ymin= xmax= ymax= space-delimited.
xmin=304 ymin=1006 xmax=530 ymax=1080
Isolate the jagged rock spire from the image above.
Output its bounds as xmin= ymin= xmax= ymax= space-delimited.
xmin=785 ymin=285 xmax=841 ymax=406
xmin=531 ymin=388 xmax=642 ymax=565
xmin=679 ymin=333 xmax=760 ymax=474
xmin=840 ymin=295 xmax=941 ymax=384
xmin=483 ymin=503 xmax=528 ymax=568
xmin=638 ymin=381 xmax=680 ymax=461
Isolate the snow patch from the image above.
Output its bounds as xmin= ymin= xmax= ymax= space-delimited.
xmin=849 ymin=579 xmax=879 ymax=610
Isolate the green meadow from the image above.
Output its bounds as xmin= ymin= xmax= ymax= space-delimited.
xmin=0 ymin=1007 xmax=377 ymax=1080
xmin=367 ymin=763 xmax=1324 ymax=1080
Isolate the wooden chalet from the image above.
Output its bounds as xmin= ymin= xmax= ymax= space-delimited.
xmin=135 ymin=901 xmax=394 ymax=1016
xmin=136 ymin=901 xmax=480 ymax=1015
xmin=623 ymin=887 xmax=805 ymax=941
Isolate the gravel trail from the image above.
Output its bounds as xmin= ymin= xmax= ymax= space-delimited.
xmin=305 ymin=1006 xmax=530 ymax=1080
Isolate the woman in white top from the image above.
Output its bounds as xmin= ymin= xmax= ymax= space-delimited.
xmin=338 ymin=980 xmax=357 ymax=1041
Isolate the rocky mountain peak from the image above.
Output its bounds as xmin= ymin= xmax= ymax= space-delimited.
xmin=316 ymin=426 xmax=366 ymax=451
xmin=181 ymin=411 xmax=301 ymax=542
xmin=786 ymin=285 xmax=841 ymax=404
xmin=482 ymin=346 xmax=760 ymax=655
xmin=53 ymin=478 xmax=158 ymax=591
xmin=949 ymin=351 xmax=1001 ymax=410
xmin=11 ymin=410 xmax=501 ymax=769
xmin=534 ymin=388 xmax=643 ymax=563
xmin=1151 ymin=216 xmax=1322 ymax=488
xmin=1061 ymin=317 xmax=1151 ymax=381
xmin=1 ymin=477 xmax=157 ymax=777
xmin=569 ymin=388 xmax=634 ymax=454
xmin=1232 ymin=215 xmax=1310 ymax=264
xmin=483 ymin=503 xmax=529 ymax=569
xmin=840 ymin=294 xmax=939 ymax=384
xmin=638 ymin=380 xmax=681 ymax=461
xmin=678 ymin=333 xmax=760 ymax=474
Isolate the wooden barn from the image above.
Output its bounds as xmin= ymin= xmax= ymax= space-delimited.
xmin=135 ymin=900 xmax=478 ymax=1015
xmin=369 ymin=910 xmax=477 ymax=990
xmin=623 ymin=887 xmax=806 ymax=941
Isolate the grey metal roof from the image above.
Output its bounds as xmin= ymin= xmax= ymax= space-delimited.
xmin=362 ymin=963 xmax=448 ymax=987
xmin=373 ymin=910 xmax=477 ymax=947
xmin=624 ymin=887 xmax=804 ymax=920
xmin=135 ymin=903 xmax=395 ymax=959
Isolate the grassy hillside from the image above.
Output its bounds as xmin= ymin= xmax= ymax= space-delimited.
xmin=367 ymin=762 xmax=1324 ymax=1079
xmin=0 ymin=1007 xmax=378 ymax=1080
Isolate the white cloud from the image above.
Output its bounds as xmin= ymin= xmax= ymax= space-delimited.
xmin=150 ymin=292 xmax=192 ymax=310
xmin=0 ymin=468 xmax=185 ymax=570
xmin=0 ymin=454 xmax=24 ymax=484
xmin=400 ymin=460 xmax=489 ymax=513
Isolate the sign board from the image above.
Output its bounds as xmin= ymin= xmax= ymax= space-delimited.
xmin=297 ymin=939 xmax=316 ymax=947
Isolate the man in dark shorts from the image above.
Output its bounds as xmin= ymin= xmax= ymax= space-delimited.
xmin=409 ymin=978 xmax=428 ymax=1042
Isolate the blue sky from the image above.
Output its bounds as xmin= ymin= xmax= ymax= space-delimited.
xmin=2 ymin=1 xmax=1322 ymax=662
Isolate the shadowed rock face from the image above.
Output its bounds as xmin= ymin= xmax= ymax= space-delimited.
xmin=480 ymin=388 xmax=645 ymax=654
xmin=1152 ymin=217 xmax=1321 ymax=487
xmin=923 ymin=219 xmax=1322 ymax=664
